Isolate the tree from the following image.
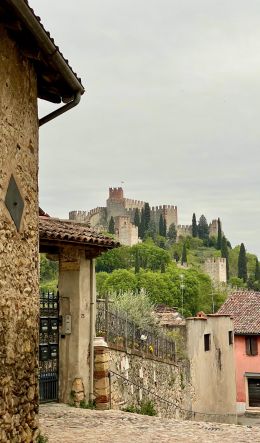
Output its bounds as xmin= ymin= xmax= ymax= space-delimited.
xmin=221 ymin=236 xmax=229 ymax=280
xmin=217 ymin=218 xmax=222 ymax=250
xmin=108 ymin=216 xmax=115 ymax=234
xmin=192 ymin=213 xmax=197 ymax=238
xmin=145 ymin=220 xmax=157 ymax=240
xmin=173 ymin=251 xmax=180 ymax=262
xmin=139 ymin=208 xmax=145 ymax=239
xmin=197 ymin=215 xmax=209 ymax=242
xmin=134 ymin=208 xmax=140 ymax=228
xmin=134 ymin=249 xmax=140 ymax=274
xmin=238 ymin=243 xmax=247 ymax=282
xmin=159 ymin=214 xmax=167 ymax=237
xmin=181 ymin=243 xmax=187 ymax=265
xmin=255 ymin=257 xmax=260 ymax=281
xmin=167 ymin=223 xmax=177 ymax=243
xmin=143 ymin=202 xmax=151 ymax=233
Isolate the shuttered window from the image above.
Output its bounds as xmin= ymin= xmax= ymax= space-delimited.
xmin=245 ymin=336 xmax=258 ymax=356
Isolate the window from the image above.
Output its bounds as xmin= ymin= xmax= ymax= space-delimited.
xmin=204 ymin=333 xmax=211 ymax=351
xmin=228 ymin=331 xmax=233 ymax=345
xmin=245 ymin=336 xmax=258 ymax=356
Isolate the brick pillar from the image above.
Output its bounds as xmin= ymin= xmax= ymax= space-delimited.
xmin=94 ymin=338 xmax=110 ymax=410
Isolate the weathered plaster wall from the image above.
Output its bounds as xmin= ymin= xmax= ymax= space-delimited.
xmin=59 ymin=248 xmax=93 ymax=404
xmin=0 ymin=25 xmax=39 ymax=441
xmin=108 ymin=349 xmax=192 ymax=419
xmin=186 ymin=316 xmax=237 ymax=423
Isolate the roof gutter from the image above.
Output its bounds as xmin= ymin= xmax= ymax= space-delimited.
xmin=8 ymin=0 xmax=84 ymax=125
xmin=39 ymin=91 xmax=81 ymax=126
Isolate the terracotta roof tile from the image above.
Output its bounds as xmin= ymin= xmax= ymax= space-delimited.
xmin=217 ymin=291 xmax=260 ymax=334
xmin=39 ymin=216 xmax=120 ymax=249
xmin=154 ymin=305 xmax=185 ymax=326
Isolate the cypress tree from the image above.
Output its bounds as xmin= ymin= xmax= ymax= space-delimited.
xmin=197 ymin=215 xmax=209 ymax=241
xmin=238 ymin=243 xmax=247 ymax=282
xmin=192 ymin=213 xmax=198 ymax=237
xmin=134 ymin=208 xmax=140 ymax=228
xmin=163 ymin=218 xmax=167 ymax=237
xmin=217 ymin=218 xmax=222 ymax=250
xmin=108 ymin=216 xmax=115 ymax=234
xmin=173 ymin=251 xmax=180 ymax=262
xmin=167 ymin=223 xmax=177 ymax=243
xmin=159 ymin=214 xmax=164 ymax=237
xmin=255 ymin=257 xmax=260 ymax=281
xmin=134 ymin=250 xmax=140 ymax=274
xmin=139 ymin=209 xmax=145 ymax=239
xmin=181 ymin=243 xmax=187 ymax=265
xmin=221 ymin=236 xmax=229 ymax=280
xmin=143 ymin=202 xmax=151 ymax=233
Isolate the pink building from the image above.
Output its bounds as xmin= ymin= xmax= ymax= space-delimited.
xmin=218 ymin=291 xmax=260 ymax=414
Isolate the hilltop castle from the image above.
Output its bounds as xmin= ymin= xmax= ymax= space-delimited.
xmin=69 ymin=187 xmax=219 ymax=246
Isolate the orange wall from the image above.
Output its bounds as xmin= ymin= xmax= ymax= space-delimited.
xmin=235 ymin=335 xmax=260 ymax=402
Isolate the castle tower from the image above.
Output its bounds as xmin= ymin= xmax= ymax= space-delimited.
xmin=204 ymin=258 xmax=227 ymax=284
xmin=106 ymin=187 xmax=126 ymax=221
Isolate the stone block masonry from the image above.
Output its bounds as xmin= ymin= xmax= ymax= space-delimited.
xmin=101 ymin=348 xmax=192 ymax=419
xmin=0 ymin=25 xmax=39 ymax=441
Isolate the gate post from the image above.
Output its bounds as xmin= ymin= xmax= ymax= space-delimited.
xmin=58 ymin=247 xmax=94 ymax=404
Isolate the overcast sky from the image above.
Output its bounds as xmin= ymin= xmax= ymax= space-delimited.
xmin=32 ymin=0 xmax=260 ymax=257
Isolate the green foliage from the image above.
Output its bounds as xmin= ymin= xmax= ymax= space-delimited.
xmin=132 ymin=242 xmax=170 ymax=271
xmin=167 ymin=223 xmax=177 ymax=243
xmin=255 ymin=258 xmax=260 ymax=281
xmin=79 ymin=400 xmax=96 ymax=409
xmin=101 ymin=269 xmax=137 ymax=294
xmin=192 ymin=213 xmax=197 ymax=238
xmin=110 ymin=291 xmax=158 ymax=329
xmin=134 ymin=208 xmax=140 ymax=228
xmin=181 ymin=243 xmax=187 ymax=265
xmin=96 ymin=246 xmax=132 ymax=273
xmin=124 ymin=400 xmax=156 ymax=416
xmin=108 ymin=216 xmax=115 ymax=234
xmin=40 ymin=254 xmax=58 ymax=292
xmin=143 ymin=202 xmax=151 ymax=232
xmin=197 ymin=215 xmax=209 ymax=242
xmin=221 ymin=236 xmax=229 ymax=280
xmin=238 ymin=243 xmax=247 ymax=282
xmin=229 ymin=277 xmax=246 ymax=288
xmin=145 ymin=221 xmax=157 ymax=240
xmin=37 ymin=434 xmax=48 ymax=443
xmin=217 ymin=218 xmax=222 ymax=250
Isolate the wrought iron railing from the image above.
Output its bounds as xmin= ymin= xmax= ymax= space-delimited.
xmin=96 ymin=302 xmax=176 ymax=362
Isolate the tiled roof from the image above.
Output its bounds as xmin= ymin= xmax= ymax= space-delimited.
xmin=3 ymin=0 xmax=84 ymax=102
xmin=217 ymin=291 xmax=260 ymax=334
xmin=154 ymin=305 xmax=185 ymax=327
xmin=39 ymin=216 xmax=120 ymax=249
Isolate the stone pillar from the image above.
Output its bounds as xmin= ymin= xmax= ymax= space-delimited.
xmin=58 ymin=247 xmax=92 ymax=404
xmin=94 ymin=338 xmax=110 ymax=410
xmin=0 ymin=25 xmax=39 ymax=441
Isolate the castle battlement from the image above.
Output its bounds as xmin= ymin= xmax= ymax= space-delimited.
xmin=109 ymin=187 xmax=124 ymax=200
xmin=206 ymin=258 xmax=226 ymax=264
xmin=151 ymin=205 xmax=177 ymax=212
xmin=123 ymin=198 xmax=145 ymax=210
xmin=178 ymin=225 xmax=191 ymax=229
xmin=69 ymin=210 xmax=88 ymax=219
xmin=88 ymin=206 xmax=106 ymax=216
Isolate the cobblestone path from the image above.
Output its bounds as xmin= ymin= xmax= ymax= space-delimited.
xmin=40 ymin=403 xmax=260 ymax=442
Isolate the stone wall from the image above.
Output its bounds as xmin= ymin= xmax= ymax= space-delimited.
xmin=108 ymin=349 xmax=192 ymax=419
xmin=204 ymin=258 xmax=227 ymax=283
xmin=0 ymin=25 xmax=39 ymax=441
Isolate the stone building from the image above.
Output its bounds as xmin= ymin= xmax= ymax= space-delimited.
xmin=70 ymin=187 xmax=221 ymax=246
xmin=204 ymin=258 xmax=227 ymax=284
xmin=114 ymin=216 xmax=139 ymax=246
xmin=0 ymin=1 xmax=84 ymax=440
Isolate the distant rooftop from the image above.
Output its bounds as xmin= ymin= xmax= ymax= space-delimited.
xmin=218 ymin=291 xmax=260 ymax=335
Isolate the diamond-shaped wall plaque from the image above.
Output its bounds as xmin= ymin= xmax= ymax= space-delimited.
xmin=5 ymin=175 xmax=24 ymax=231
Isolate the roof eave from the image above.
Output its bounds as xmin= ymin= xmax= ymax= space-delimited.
xmin=7 ymin=0 xmax=84 ymax=100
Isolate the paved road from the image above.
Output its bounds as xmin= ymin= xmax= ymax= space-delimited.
xmin=40 ymin=403 xmax=260 ymax=442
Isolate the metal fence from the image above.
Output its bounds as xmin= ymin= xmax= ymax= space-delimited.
xmin=96 ymin=301 xmax=176 ymax=362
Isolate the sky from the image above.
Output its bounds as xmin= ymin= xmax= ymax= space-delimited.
xmin=31 ymin=0 xmax=260 ymax=257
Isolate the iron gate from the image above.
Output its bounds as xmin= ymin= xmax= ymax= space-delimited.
xmin=39 ymin=291 xmax=59 ymax=403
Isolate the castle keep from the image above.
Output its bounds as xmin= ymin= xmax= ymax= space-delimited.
xmin=69 ymin=187 xmax=219 ymax=246
xmin=69 ymin=187 xmax=178 ymax=245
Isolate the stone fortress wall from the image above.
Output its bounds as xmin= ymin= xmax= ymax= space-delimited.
xmin=69 ymin=187 xmax=219 ymax=246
